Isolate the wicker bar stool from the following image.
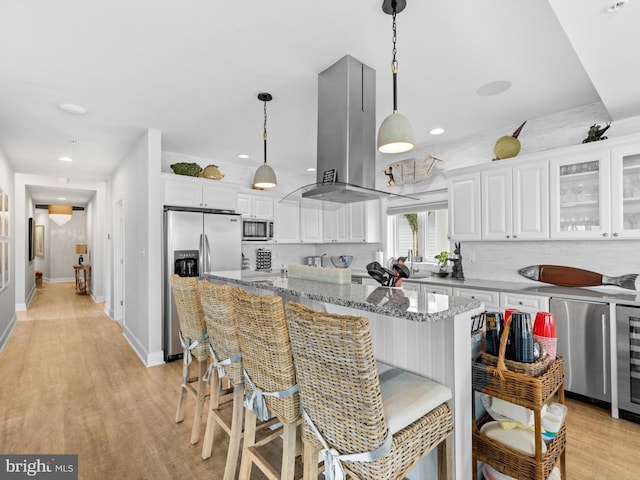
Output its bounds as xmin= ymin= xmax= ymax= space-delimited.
xmin=170 ymin=274 xmax=210 ymax=445
xmin=285 ymin=301 xmax=454 ymax=480
xmin=197 ymin=280 xmax=244 ymax=479
xmin=232 ymin=287 xmax=301 ymax=480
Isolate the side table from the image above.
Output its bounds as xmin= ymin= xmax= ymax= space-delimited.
xmin=73 ymin=264 xmax=91 ymax=295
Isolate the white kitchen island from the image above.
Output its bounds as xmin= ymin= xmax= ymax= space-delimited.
xmin=206 ymin=270 xmax=483 ymax=479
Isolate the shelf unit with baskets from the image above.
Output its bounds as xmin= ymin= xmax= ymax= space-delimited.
xmin=471 ymin=323 xmax=566 ymax=480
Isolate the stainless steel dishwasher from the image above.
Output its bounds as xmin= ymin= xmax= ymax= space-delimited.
xmin=550 ymin=298 xmax=611 ymax=403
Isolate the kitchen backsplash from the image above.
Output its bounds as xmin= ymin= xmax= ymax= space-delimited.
xmin=460 ymin=240 xmax=640 ymax=285
xmin=241 ymin=243 xmax=381 ymax=272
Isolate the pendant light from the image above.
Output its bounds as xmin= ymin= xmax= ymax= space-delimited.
xmin=252 ymin=92 xmax=277 ymax=189
xmin=48 ymin=204 xmax=72 ymax=226
xmin=377 ymin=0 xmax=415 ymax=154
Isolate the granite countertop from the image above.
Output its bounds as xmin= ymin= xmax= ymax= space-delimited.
xmin=205 ymin=270 xmax=482 ymax=322
xmin=351 ymin=269 xmax=640 ymax=305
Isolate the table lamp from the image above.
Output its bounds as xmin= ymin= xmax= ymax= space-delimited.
xmin=75 ymin=244 xmax=88 ymax=265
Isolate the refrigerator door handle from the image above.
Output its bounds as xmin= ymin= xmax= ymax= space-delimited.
xmin=199 ymin=234 xmax=204 ymax=278
xmin=602 ymin=313 xmax=608 ymax=395
xmin=204 ymin=234 xmax=212 ymax=273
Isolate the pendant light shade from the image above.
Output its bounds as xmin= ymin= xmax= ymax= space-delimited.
xmin=48 ymin=204 xmax=72 ymax=226
xmin=378 ymin=0 xmax=415 ymax=154
xmin=253 ymin=92 xmax=277 ymax=189
xmin=377 ymin=111 xmax=415 ymax=153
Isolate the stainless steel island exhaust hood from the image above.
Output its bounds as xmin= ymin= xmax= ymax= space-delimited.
xmin=284 ymin=55 xmax=417 ymax=205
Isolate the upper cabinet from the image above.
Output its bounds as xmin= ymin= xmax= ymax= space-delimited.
xmin=481 ymin=160 xmax=549 ymax=240
xmin=273 ymin=200 xmax=301 ymax=243
xmin=549 ymin=149 xmax=611 ymax=239
xmin=163 ymin=175 xmax=238 ymax=211
xmin=323 ymin=200 xmax=381 ymax=243
xmin=237 ymin=192 xmax=274 ymax=219
xmin=611 ymin=144 xmax=640 ymax=239
xmin=448 ymin=172 xmax=481 ymax=241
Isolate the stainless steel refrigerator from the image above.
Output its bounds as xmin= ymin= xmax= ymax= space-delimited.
xmin=163 ymin=207 xmax=242 ymax=362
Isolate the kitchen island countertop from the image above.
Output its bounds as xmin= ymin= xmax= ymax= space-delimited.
xmin=205 ymin=270 xmax=482 ymax=322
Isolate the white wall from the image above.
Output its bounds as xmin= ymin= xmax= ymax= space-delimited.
xmin=111 ymin=129 xmax=163 ymax=366
xmin=377 ymin=101 xmax=640 ymax=283
xmin=0 ymin=144 xmax=16 ymax=354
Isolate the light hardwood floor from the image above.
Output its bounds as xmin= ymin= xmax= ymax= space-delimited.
xmin=1 ymin=282 xmax=640 ymax=479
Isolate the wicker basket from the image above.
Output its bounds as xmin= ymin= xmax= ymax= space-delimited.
xmin=479 ymin=351 xmax=550 ymax=377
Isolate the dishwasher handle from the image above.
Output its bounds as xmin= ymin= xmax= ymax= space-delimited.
xmin=602 ymin=313 xmax=608 ymax=396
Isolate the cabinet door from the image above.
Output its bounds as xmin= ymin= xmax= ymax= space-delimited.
xmin=513 ymin=160 xmax=549 ymax=240
xmin=611 ymin=145 xmax=640 ymax=239
xmin=349 ymin=202 xmax=367 ymax=242
xmin=500 ymin=292 xmax=549 ymax=316
xmin=163 ymin=177 xmax=203 ymax=208
xmin=481 ymin=167 xmax=512 ymax=240
xmin=401 ymin=281 xmax=421 ymax=292
xmin=323 ymin=207 xmax=337 ymax=242
xmin=335 ymin=205 xmax=349 ymax=242
xmin=252 ymin=195 xmax=274 ymax=219
xmin=549 ymin=151 xmax=611 ymax=239
xmin=300 ymin=205 xmax=323 ymax=243
xmin=274 ymin=201 xmax=300 ymax=243
xmin=448 ymin=173 xmax=481 ymax=240
xmin=202 ymin=183 xmax=237 ymax=211
xmin=237 ymin=193 xmax=252 ymax=216
xmin=453 ymin=287 xmax=499 ymax=311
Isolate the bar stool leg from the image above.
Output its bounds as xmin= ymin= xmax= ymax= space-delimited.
xmin=223 ymin=386 xmax=245 ymax=480
xmin=302 ymin=442 xmax=320 ymax=480
xmin=190 ymin=360 xmax=208 ymax=444
xmin=438 ymin=434 xmax=452 ymax=480
xmin=175 ymin=360 xmax=190 ymax=424
xmin=281 ymin=423 xmax=297 ymax=480
xmin=201 ymin=368 xmax=223 ymax=459
xmin=238 ymin=409 xmax=258 ymax=480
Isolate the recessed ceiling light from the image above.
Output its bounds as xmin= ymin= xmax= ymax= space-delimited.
xmin=237 ymin=154 xmax=250 ymax=159
xmin=57 ymin=197 xmax=66 ymax=201
xmin=429 ymin=127 xmax=445 ymax=135
xmin=306 ymin=167 xmax=316 ymax=172
xmin=58 ymin=103 xmax=87 ymax=116
xmin=59 ymin=156 xmax=73 ymax=162
xmin=58 ymin=177 xmax=69 ymax=184
xmin=606 ymin=0 xmax=628 ymax=12
xmin=476 ymin=80 xmax=512 ymax=97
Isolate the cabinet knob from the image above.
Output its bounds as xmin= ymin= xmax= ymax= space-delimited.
xmin=518 ymin=301 xmax=523 ymax=305
xmin=613 ymin=232 xmax=619 ymax=237
xmin=513 ymin=235 xmax=517 ymax=239
xmin=506 ymin=235 xmax=510 ymax=239
xmin=602 ymin=232 xmax=609 ymax=237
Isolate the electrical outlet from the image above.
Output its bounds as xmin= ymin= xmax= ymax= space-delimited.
xmin=468 ymin=251 xmax=476 ymax=264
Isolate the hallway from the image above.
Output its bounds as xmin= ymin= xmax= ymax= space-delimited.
xmin=0 ymin=282 xmax=228 ymax=479
xmin=2 ymin=282 xmax=640 ymax=479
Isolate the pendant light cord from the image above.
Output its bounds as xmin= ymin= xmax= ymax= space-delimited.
xmin=263 ymin=99 xmax=268 ymax=165
xmin=391 ymin=5 xmax=399 ymax=112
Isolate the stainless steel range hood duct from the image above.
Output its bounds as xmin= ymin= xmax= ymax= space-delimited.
xmin=294 ymin=55 xmax=416 ymax=204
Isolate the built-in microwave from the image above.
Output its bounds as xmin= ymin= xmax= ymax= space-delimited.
xmin=242 ymin=219 xmax=273 ymax=241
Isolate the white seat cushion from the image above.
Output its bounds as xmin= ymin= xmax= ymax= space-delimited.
xmin=377 ymin=362 xmax=452 ymax=435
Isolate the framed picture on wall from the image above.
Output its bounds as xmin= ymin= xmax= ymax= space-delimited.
xmin=35 ymin=225 xmax=44 ymax=257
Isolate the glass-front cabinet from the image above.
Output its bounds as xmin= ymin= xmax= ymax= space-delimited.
xmin=611 ymin=145 xmax=640 ymax=239
xmin=549 ymin=149 xmax=611 ymax=239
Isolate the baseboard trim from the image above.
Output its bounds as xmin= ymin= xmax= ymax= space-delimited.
xmin=0 ymin=313 xmax=17 ymax=355
xmin=121 ymin=325 xmax=165 ymax=367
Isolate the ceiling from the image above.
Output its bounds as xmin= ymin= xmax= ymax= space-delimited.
xmin=1 ymin=0 xmax=639 ymax=205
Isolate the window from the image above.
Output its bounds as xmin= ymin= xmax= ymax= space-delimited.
xmin=388 ymin=209 xmax=449 ymax=262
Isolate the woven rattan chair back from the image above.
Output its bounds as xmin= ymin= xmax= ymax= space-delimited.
xmin=198 ymin=280 xmax=243 ymax=385
xmin=170 ymin=274 xmax=208 ymax=362
xmin=231 ymin=287 xmax=300 ymax=424
xmin=284 ymin=301 xmax=388 ymax=456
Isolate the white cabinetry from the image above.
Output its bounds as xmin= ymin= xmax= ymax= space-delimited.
xmin=481 ymin=161 xmax=549 ymax=240
xmin=163 ymin=175 xmax=238 ymax=211
xmin=401 ymin=281 xmax=421 ymax=292
xmin=453 ymin=287 xmax=500 ymax=311
xmin=273 ymin=201 xmax=300 ymax=243
xmin=422 ymin=284 xmax=453 ymax=296
xmin=611 ymin=144 xmax=640 ymax=239
xmin=499 ymin=292 xmax=549 ymax=315
xmin=300 ymin=205 xmax=323 ymax=243
xmin=322 ymin=200 xmax=381 ymax=243
xmin=549 ymin=148 xmax=611 ymax=239
xmin=448 ymin=172 xmax=481 ymax=241
xmin=237 ymin=192 xmax=274 ymax=219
